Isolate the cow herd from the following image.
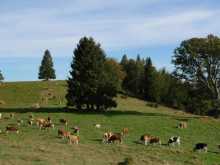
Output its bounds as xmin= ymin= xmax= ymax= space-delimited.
xmin=0 ymin=113 xmax=216 ymax=153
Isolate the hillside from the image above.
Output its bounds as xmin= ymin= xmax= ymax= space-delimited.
xmin=0 ymin=81 xmax=220 ymax=165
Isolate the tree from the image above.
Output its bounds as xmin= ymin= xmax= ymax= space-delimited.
xmin=121 ymin=55 xmax=145 ymax=96
xmin=104 ymin=58 xmax=126 ymax=91
xmin=120 ymin=54 xmax=128 ymax=66
xmin=173 ymin=34 xmax=220 ymax=100
xmin=38 ymin=50 xmax=56 ymax=80
xmin=66 ymin=37 xmax=117 ymax=111
xmin=144 ymin=57 xmax=158 ymax=102
xmin=122 ymin=59 xmax=138 ymax=95
xmin=0 ymin=70 xmax=4 ymax=82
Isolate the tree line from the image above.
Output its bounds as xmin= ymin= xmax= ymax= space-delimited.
xmin=1 ymin=34 xmax=220 ymax=116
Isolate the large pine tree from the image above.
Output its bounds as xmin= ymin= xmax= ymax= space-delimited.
xmin=38 ymin=50 xmax=56 ymax=80
xmin=66 ymin=37 xmax=117 ymax=110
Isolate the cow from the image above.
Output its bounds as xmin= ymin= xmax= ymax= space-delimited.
xmin=95 ymin=124 xmax=101 ymax=128
xmin=58 ymin=129 xmax=70 ymax=139
xmin=140 ymin=134 xmax=161 ymax=145
xmin=72 ymin=126 xmax=80 ymax=135
xmin=102 ymin=132 xmax=113 ymax=143
xmin=108 ymin=133 xmax=122 ymax=144
xmin=149 ymin=137 xmax=161 ymax=145
xmin=28 ymin=119 xmax=34 ymax=126
xmin=178 ymin=122 xmax=187 ymax=129
xmin=6 ymin=126 xmax=19 ymax=134
xmin=40 ymin=122 xmax=55 ymax=130
xmin=17 ymin=119 xmax=24 ymax=126
xmin=68 ymin=135 xmax=79 ymax=144
xmin=194 ymin=143 xmax=208 ymax=152
xmin=122 ymin=128 xmax=129 ymax=136
xmin=36 ymin=118 xmax=46 ymax=127
xmin=168 ymin=136 xmax=181 ymax=146
xmin=10 ymin=113 xmax=15 ymax=119
xmin=47 ymin=117 xmax=52 ymax=124
xmin=60 ymin=119 xmax=68 ymax=126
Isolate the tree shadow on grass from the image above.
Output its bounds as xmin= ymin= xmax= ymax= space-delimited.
xmin=0 ymin=107 xmax=200 ymax=120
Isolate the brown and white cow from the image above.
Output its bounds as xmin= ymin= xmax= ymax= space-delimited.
xmin=140 ymin=134 xmax=161 ymax=145
xmin=108 ymin=133 xmax=122 ymax=144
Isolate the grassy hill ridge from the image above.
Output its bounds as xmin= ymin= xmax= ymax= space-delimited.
xmin=0 ymin=81 xmax=219 ymax=165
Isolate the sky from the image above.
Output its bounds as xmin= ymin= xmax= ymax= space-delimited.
xmin=0 ymin=0 xmax=220 ymax=81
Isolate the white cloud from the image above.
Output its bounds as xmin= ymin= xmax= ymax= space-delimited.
xmin=0 ymin=1 xmax=219 ymax=57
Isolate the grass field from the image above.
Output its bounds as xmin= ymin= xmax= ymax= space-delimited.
xmin=0 ymin=81 xmax=220 ymax=165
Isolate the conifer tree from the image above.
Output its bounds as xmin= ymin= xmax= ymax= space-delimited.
xmin=38 ymin=50 xmax=56 ymax=80
xmin=120 ymin=54 xmax=128 ymax=66
xmin=144 ymin=57 xmax=158 ymax=102
xmin=66 ymin=37 xmax=117 ymax=110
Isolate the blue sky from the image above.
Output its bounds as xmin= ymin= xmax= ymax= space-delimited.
xmin=0 ymin=0 xmax=220 ymax=81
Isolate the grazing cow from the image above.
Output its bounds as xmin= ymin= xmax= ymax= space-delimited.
xmin=47 ymin=117 xmax=52 ymax=124
xmin=10 ymin=113 xmax=15 ymax=119
xmin=60 ymin=119 xmax=68 ymax=126
xmin=72 ymin=126 xmax=80 ymax=135
xmin=122 ymin=128 xmax=129 ymax=136
xmin=36 ymin=118 xmax=46 ymax=126
xmin=28 ymin=119 xmax=34 ymax=126
xmin=40 ymin=122 xmax=55 ymax=130
xmin=6 ymin=126 xmax=19 ymax=134
xmin=149 ymin=137 xmax=161 ymax=145
xmin=32 ymin=103 xmax=40 ymax=109
xmin=58 ymin=129 xmax=70 ymax=139
xmin=168 ymin=136 xmax=181 ymax=146
xmin=194 ymin=143 xmax=208 ymax=152
xmin=108 ymin=133 xmax=122 ymax=144
xmin=140 ymin=134 xmax=153 ymax=145
xmin=17 ymin=119 xmax=24 ymax=126
xmin=140 ymin=134 xmax=161 ymax=145
xmin=102 ymin=132 xmax=113 ymax=143
xmin=68 ymin=135 xmax=79 ymax=144
xmin=178 ymin=122 xmax=187 ymax=129
xmin=95 ymin=124 xmax=101 ymax=128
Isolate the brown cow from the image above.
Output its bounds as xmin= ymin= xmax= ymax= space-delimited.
xmin=58 ymin=129 xmax=70 ymax=139
xmin=108 ymin=133 xmax=122 ymax=144
xmin=36 ymin=118 xmax=46 ymax=127
xmin=40 ymin=122 xmax=54 ymax=130
xmin=149 ymin=137 xmax=161 ymax=145
xmin=140 ymin=134 xmax=161 ymax=145
xmin=122 ymin=128 xmax=129 ymax=136
xmin=6 ymin=126 xmax=19 ymax=134
xmin=68 ymin=135 xmax=79 ymax=144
